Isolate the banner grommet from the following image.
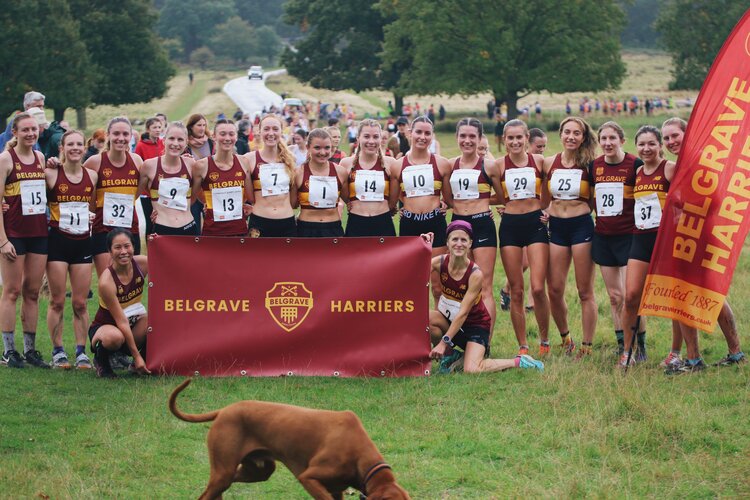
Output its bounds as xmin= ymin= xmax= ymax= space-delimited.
xmin=240 ymin=370 xmax=247 ymax=376
xmin=333 ymin=371 xmax=340 ymax=377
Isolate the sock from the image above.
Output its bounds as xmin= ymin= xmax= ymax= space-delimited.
xmin=615 ymin=330 xmax=624 ymax=344
xmin=687 ymin=357 xmax=703 ymax=366
xmin=2 ymin=331 xmax=15 ymax=353
xmin=541 ymin=341 xmax=550 ymax=347
xmin=23 ymin=332 xmax=36 ymax=353
xmin=76 ymin=345 xmax=85 ymax=357
xmin=52 ymin=346 xmax=65 ymax=355
xmin=560 ymin=331 xmax=571 ymax=344
xmin=514 ymin=357 xmax=521 ymax=367
xmin=637 ymin=331 xmax=646 ymax=348
xmin=671 ymin=349 xmax=681 ymax=356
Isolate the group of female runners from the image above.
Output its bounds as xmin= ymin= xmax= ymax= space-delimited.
xmin=0 ymin=111 xmax=744 ymax=376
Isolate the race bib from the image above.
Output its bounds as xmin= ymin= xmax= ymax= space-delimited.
xmin=402 ymin=164 xmax=435 ymax=198
xmin=103 ymin=192 xmax=134 ymax=228
xmin=505 ymin=167 xmax=536 ymax=200
xmin=123 ymin=302 xmax=147 ymax=320
xmin=437 ymin=295 xmax=461 ymax=322
xmin=635 ymin=193 xmax=662 ymax=230
xmin=259 ymin=163 xmax=290 ymax=197
xmin=450 ymin=169 xmax=480 ymax=200
xmin=211 ymin=186 xmax=243 ymax=221
xmin=595 ymin=182 xmax=624 ymax=217
xmin=20 ymin=179 xmax=46 ymax=216
xmin=550 ymin=168 xmax=582 ymax=200
xmin=308 ymin=175 xmax=338 ymax=208
xmin=355 ymin=169 xmax=385 ymax=201
xmin=58 ymin=202 xmax=90 ymax=235
xmin=157 ymin=177 xmax=190 ymax=211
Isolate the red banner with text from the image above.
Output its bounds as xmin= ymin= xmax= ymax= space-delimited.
xmin=146 ymin=235 xmax=432 ymax=377
xmin=640 ymin=8 xmax=750 ymax=331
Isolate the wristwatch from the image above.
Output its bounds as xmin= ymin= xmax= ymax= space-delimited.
xmin=442 ymin=335 xmax=454 ymax=347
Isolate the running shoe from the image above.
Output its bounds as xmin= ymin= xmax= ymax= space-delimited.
xmin=665 ymin=358 xmax=706 ymax=375
xmin=561 ymin=336 xmax=576 ymax=356
xmin=51 ymin=351 xmax=72 ymax=369
xmin=75 ymin=353 xmax=93 ymax=370
xmin=517 ymin=354 xmax=544 ymax=372
xmin=538 ymin=342 xmax=550 ymax=356
xmin=635 ymin=344 xmax=647 ymax=363
xmin=659 ymin=352 xmax=682 ymax=369
xmin=438 ymin=350 xmax=464 ymax=374
xmin=94 ymin=345 xmax=116 ymax=379
xmin=575 ymin=344 xmax=592 ymax=361
xmin=1 ymin=350 xmax=25 ymax=368
xmin=518 ymin=345 xmax=529 ymax=356
xmin=618 ymin=353 xmax=636 ymax=368
xmin=500 ymin=289 xmax=511 ymax=311
xmin=109 ymin=352 xmax=132 ymax=370
xmin=24 ymin=350 xmax=50 ymax=369
xmin=714 ymin=351 xmax=747 ymax=366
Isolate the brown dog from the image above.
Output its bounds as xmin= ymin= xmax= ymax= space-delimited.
xmin=169 ymin=379 xmax=410 ymax=500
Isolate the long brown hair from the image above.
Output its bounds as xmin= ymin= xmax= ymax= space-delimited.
xmin=559 ymin=117 xmax=597 ymax=168
xmin=186 ymin=113 xmax=210 ymax=139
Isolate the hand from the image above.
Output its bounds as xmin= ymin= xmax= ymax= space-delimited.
xmin=420 ymin=232 xmax=434 ymax=245
xmin=243 ymin=203 xmax=253 ymax=216
xmin=1 ymin=240 xmax=17 ymax=261
xmin=132 ymin=354 xmax=151 ymax=375
xmin=438 ymin=201 xmax=448 ymax=215
xmin=2 ymin=203 xmax=8 ymax=213
xmin=495 ymin=205 xmax=506 ymax=216
xmin=540 ymin=210 xmax=549 ymax=224
xmin=46 ymin=157 xmax=61 ymax=169
xmin=430 ymin=342 xmax=447 ymax=360
xmin=150 ymin=207 xmax=158 ymax=223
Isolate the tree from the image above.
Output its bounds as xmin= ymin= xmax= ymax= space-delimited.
xmin=281 ymin=0 xmax=408 ymax=113
xmin=620 ymin=0 xmax=661 ymax=49
xmin=0 ymin=0 xmax=93 ymax=126
xmin=656 ymin=0 xmax=747 ymax=89
xmin=158 ymin=0 xmax=236 ymax=61
xmin=210 ymin=16 xmax=256 ymax=64
xmin=381 ymin=0 xmax=626 ymax=119
xmin=255 ymin=26 xmax=282 ymax=64
xmin=190 ymin=47 xmax=215 ymax=70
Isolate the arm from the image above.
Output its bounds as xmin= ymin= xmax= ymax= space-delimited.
xmin=486 ymin=158 xmax=506 ymax=206
xmin=138 ymin=158 xmax=156 ymax=200
xmin=335 ymin=163 xmax=350 ymax=203
xmin=86 ymin=169 xmax=99 ymax=214
xmin=0 ymin=152 xmax=16 ymax=260
xmin=540 ymin=155 xmax=552 ymax=210
xmin=45 ymin=167 xmax=58 ymax=191
xmin=437 ymin=155 xmax=453 ymax=209
xmin=385 ymin=157 xmax=400 ymax=211
xmin=665 ymin=160 xmax=677 ymax=183
xmin=239 ymin=154 xmax=256 ymax=206
xmin=190 ymin=159 xmax=208 ymax=205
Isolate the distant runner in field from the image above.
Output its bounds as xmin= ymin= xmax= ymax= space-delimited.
xmin=427 ymin=221 xmax=544 ymax=374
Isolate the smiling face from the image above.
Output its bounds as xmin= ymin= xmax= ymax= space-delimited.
xmin=503 ymin=125 xmax=528 ymax=155
xmin=457 ymin=124 xmax=480 ymax=155
xmin=214 ymin=123 xmax=237 ymax=152
xmin=108 ymin=122 xmax=132 ymax=152
xmin=447 ymin=229 xmax=472 ymax=258
xmin=560 ymin=120 xmax=584 ymax=152
xmin=308 ymin=136 xmax=332 ymax=164
xmin=109 ymin=233 xmax=134 ymax=266
xmin=598 ymin=126 xmax=624 ymax=158
xmin=410 ymin=121 xmax=433 ymax=151
xmin=636 ymin=132 xmax=661 ymax=163
xmin=13 ymin=117 xmax=39 ymax=148
xmin=662 ymin=124 xmax=684 ymax=156
xmin=164 ymin=126 xmax=187 ymax=157
xmin=61 ymin=132 xmax=85 ymax=163
xmin=260 ymin=116 xmax=282 ymax=147
xmin=358 ymin=125 xmax=381 ymax=154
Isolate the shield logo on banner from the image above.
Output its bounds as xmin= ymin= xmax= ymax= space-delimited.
xmin=265 ymin=282 xmax=314 ymax=332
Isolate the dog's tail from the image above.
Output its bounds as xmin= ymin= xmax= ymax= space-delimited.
xmin=169 ymin=379 xmax=221 ymax=423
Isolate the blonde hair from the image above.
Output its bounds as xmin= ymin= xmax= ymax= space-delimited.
xmin=662 ymin=117 xmax=687 ymax=132
xmin=58 ymin=130 xmax=86 ymax=165
xmin=165 ymin=121 xmax=188 ymax=137
xmin=104 ymin=116 xmax=132 ymax=152
xmin=353 ymin=119 xmax=384 ymax=170
xmin=5 ymin=112 xmax=35 ymax=151
xmin=559 ymin=117 xmax=597 ymax=168
xmin=260 ymin=114 xmax=295 ymax=180
xmin=503 ymin=119 xmax=529 ymax=137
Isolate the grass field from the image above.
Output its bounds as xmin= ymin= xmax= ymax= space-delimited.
xmin=2 ymin=52 xmax=749 ymax=498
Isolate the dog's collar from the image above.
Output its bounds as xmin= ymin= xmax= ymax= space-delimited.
xmin=362 ymin=462 xmax=392 ymax=495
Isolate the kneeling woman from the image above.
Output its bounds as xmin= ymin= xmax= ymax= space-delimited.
xmin=89 ymin=229 xmax=150 ymax=378
xmin=428 ymin=221 xmax=544 ymax=373
xmin=295 ymin=129 xmax=349 ymax=237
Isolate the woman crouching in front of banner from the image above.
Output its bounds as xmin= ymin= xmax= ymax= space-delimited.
xmin=191 ymin=119 xmax=253 ymax=237
xmin=427 ymin=221 xmax=544 ymax=374
xmin=89 ymin=228 xmax=150 ymax=378
xmin=620 ymin=126 xmax=685 ymax=369
xmin=140 ymin=121 xmax=198 ymax=236
xmin=295 ymin=128 xmax=349 ymax=237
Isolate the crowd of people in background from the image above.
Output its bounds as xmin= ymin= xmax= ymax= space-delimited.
xmin=0 ymin=88 xmax=742 ymax=378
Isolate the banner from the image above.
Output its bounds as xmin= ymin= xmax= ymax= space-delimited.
xmin=640 ymin=8 xmax=750 ymax=331
xmin=146 ymin=235 xmax=432 ymax=377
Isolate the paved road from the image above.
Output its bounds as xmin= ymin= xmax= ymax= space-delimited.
xmin=223 ymin=69 xmax=286 ymax=117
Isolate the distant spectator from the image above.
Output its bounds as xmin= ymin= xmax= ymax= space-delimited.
xmin=84 ymin=129 xmax=106 ymax=161
xmin=236 ymin=120 xmax=251 ymax=155
xmin=438 ymin=104 xmax=446 ymax=121
xmin=0 ymin=90 xmax=45 ymax=151
xmin=528 ymin=128 xmax=547 ymax=154
xmin=188 ymin=72 xmax=194 ymax=84
xmin=427 ymin=104 xmax=436 ymax=124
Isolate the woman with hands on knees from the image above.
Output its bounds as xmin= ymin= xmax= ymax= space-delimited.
xmin=426 ymin=222 xmax=544 ymax=374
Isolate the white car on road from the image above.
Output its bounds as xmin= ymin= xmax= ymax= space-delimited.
xmin=247 ymin=66 xmax=263 ymax=80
